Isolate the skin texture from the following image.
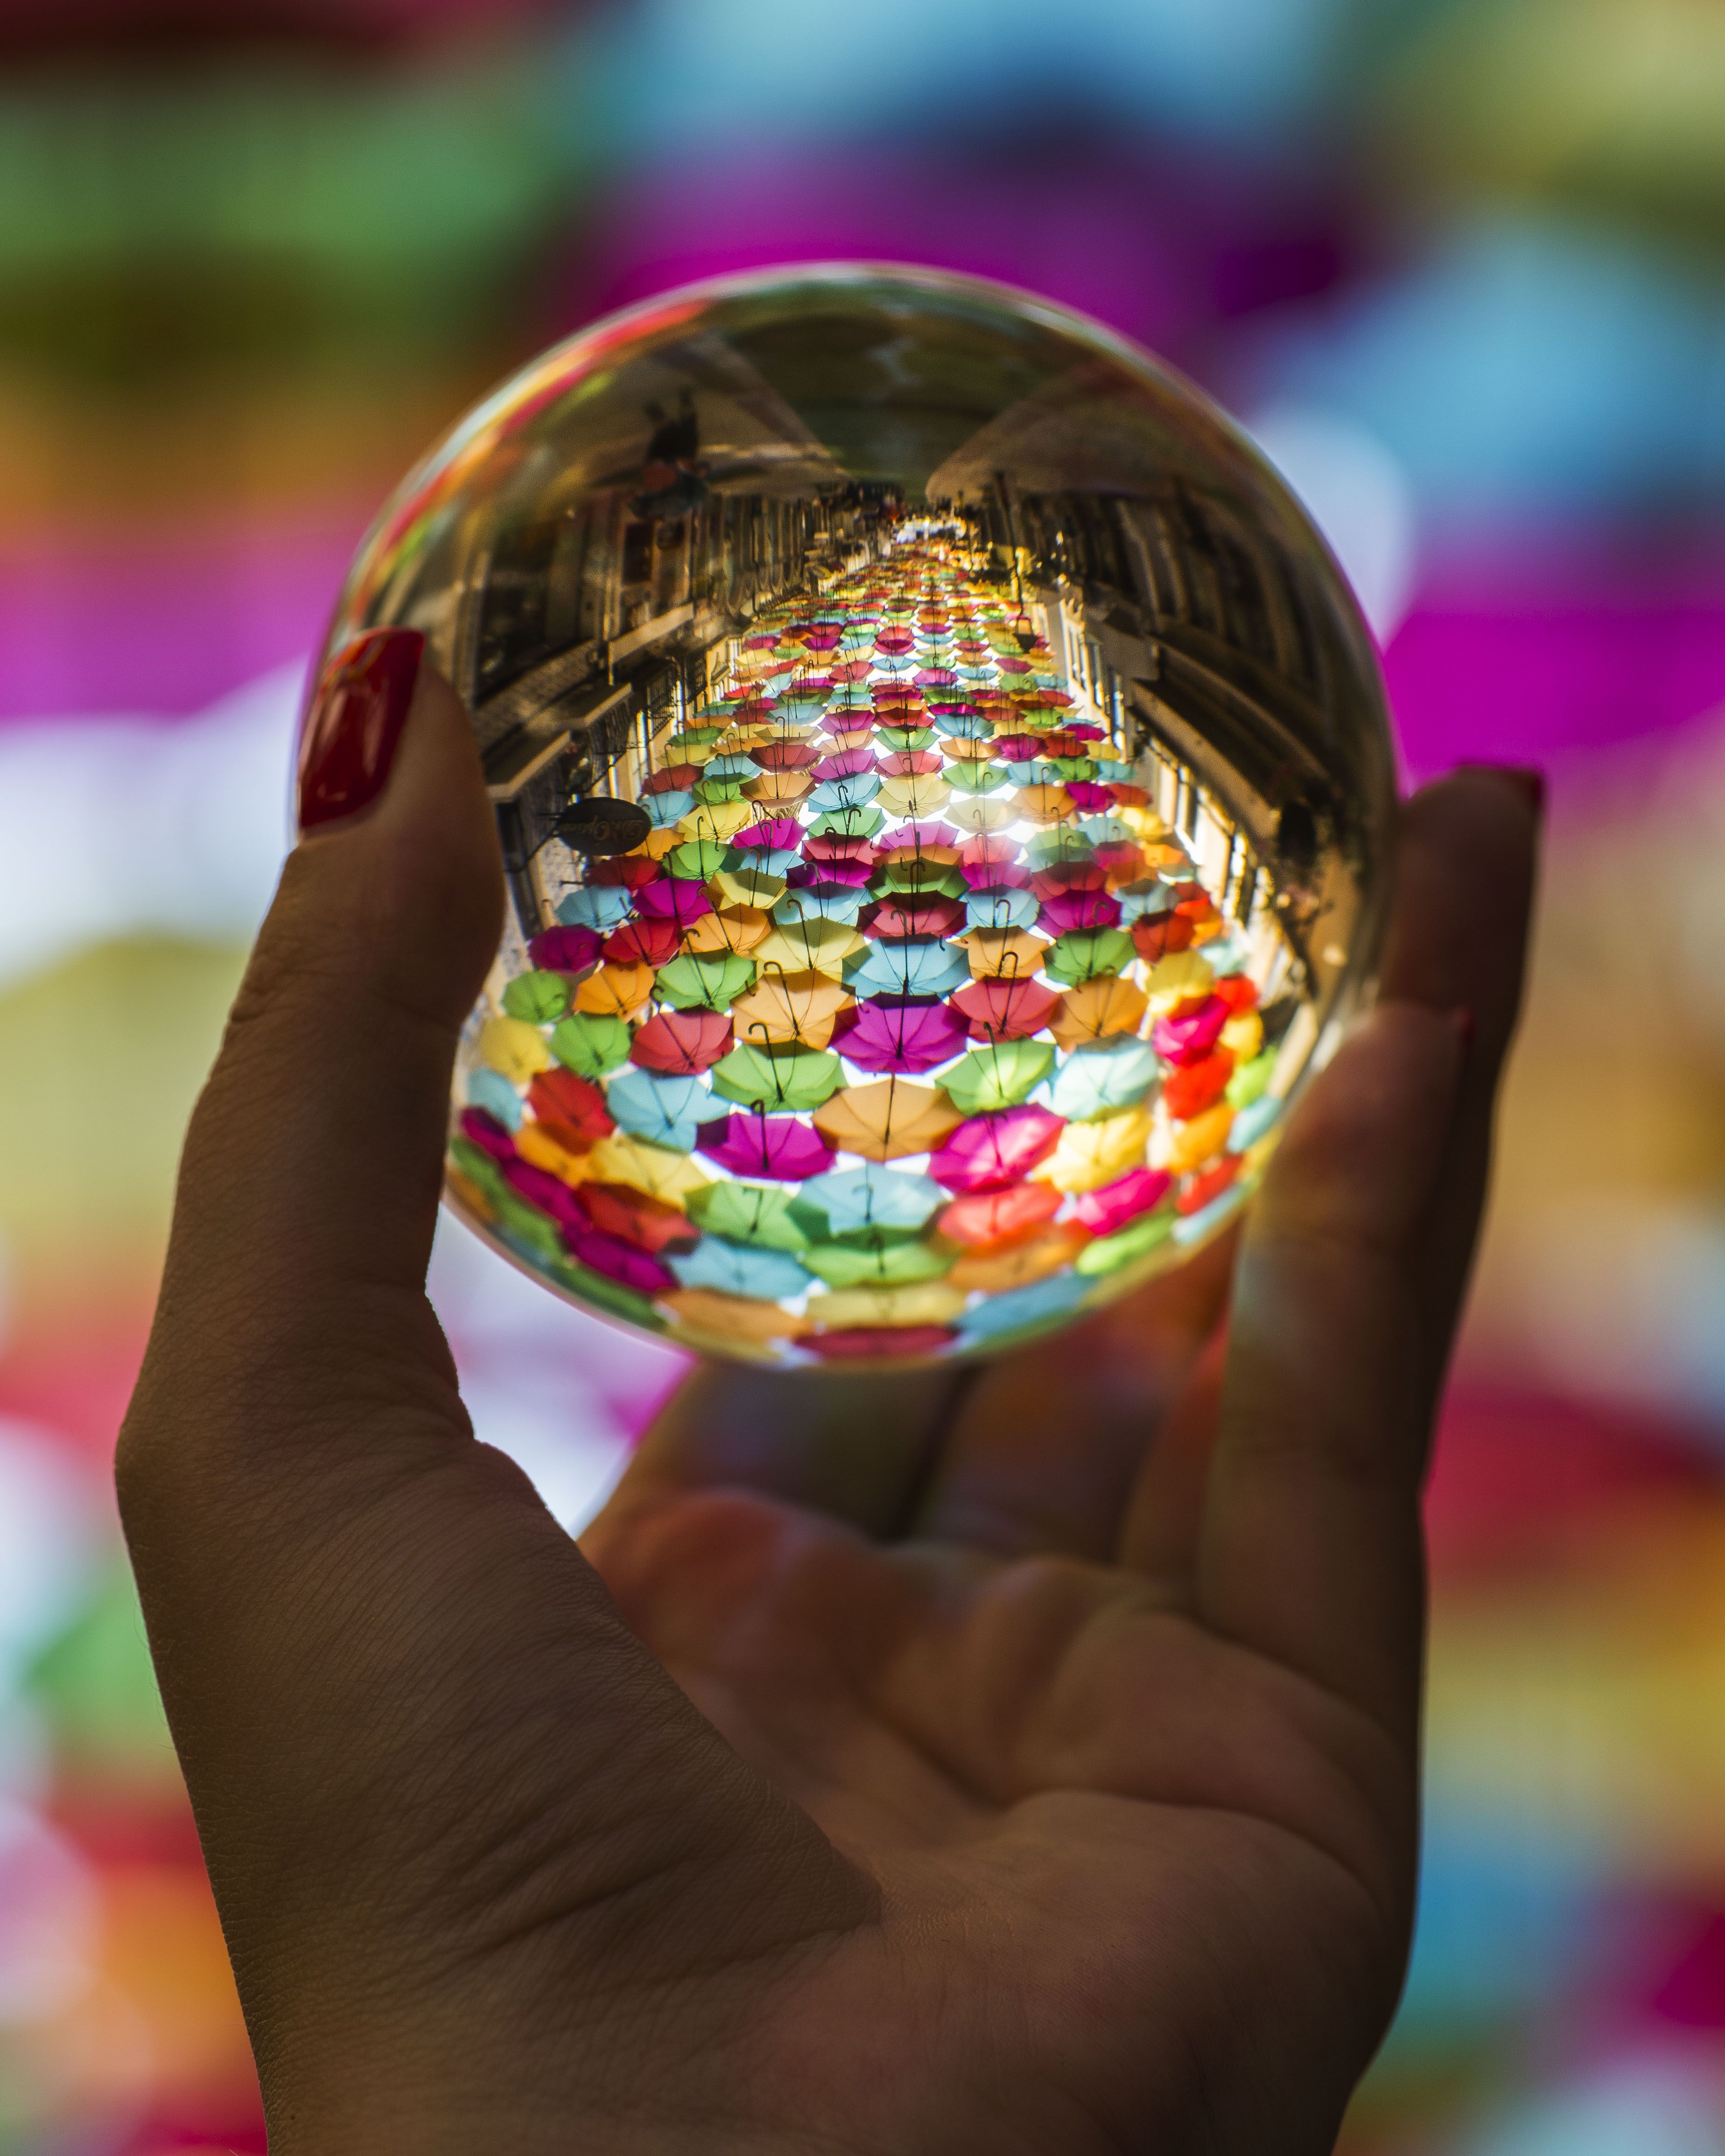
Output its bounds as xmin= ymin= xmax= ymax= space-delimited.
xmin=115 ymin=659 xmax=1539 ymax=2155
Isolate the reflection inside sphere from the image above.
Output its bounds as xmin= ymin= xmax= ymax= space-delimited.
xmin=318 ymin=267 xmax=1396 ymax=1367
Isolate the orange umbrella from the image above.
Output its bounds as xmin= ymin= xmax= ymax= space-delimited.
xmin=729 ymin=969 xmax=854 ymax=1048
xmin=813 ymin=1078 xmax=964 ymax=1161
xmin=1047 ymin=974 xmax=1149 ymax=1050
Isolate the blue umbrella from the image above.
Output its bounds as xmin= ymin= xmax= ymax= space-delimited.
xmin=603 ymin=1067 xmax=712 ymax=1152
xmin=1039 ymin=1036 xmax=1161 ymax=1120
xmin=669 ymin=1236 xmax=815 ymax=1300
xmin=796 ymin=1162 xmax=944 ymax=1235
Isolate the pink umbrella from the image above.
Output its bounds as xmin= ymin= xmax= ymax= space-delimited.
xmin=928 ymin=1104 xmax=1065 ymax=1193
xmin=1152 ymin=996 xmax=1228 ymax=1065
xmin=734 ymin=817 xmax=806 ymax=851
xmin=914 ymin=668 xmax=960 ymax=689
xmin=527 ymin=924 xmax=601 ymax=973
xmin=1064 ymin=781 xmax=1117 ymax=813
xmin=951 ymin=976 xmax=1062 ymax=1042
xmin=879 ymin=749 xmax=944 ymax=778
xmin=959 ymin=833 xmax=1022 ymax=871
xmin=458 ymin=1107 xmax=516 ymax=1161
xmin=787 ymin=856 xmax=874 ymax=889
xmin=630 ymin=1008 xmax=734 ymax=1074
xmin=1072 ymin=1167 xmax=1172 ymax=1238
xmin=1036 ymin=889 xmax=1122 ymax=937
xmin=697 ymin=1111 xmax=835 ymax=1180
xmin=814 ymin=746 xmax=877 ymax=780
xmin=994 ymin=733 xmax=1042 ymax=762
xmin=564 ymin=1220 xmax=675 ymax=1296
xmin=877 ymin=820 xmax=958 ymax=854
xmin=840 ymin=997 xmax=969 ymax=1075
xmin=634 ymin=877 xmax=713 ymax=925
xmin=503 ymin=1158 xmax=583 ymax=1234
xmin=960 ymin=858 xmax=1031 ymax=891
xmin=804 ymin=1325 xmax=957 ymax=1360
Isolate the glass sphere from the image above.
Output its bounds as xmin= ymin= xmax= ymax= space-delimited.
xmin=316 ymin=265 xmax=1396 ymax=1367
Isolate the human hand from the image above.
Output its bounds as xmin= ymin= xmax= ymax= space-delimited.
xmin=117 ymin=635 xmax=1538 ymax=2155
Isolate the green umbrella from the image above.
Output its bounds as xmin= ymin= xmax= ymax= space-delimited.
xmin=685 ymin=1179 xmax=810 ymax=1251
xmin=710 ymin=1040 xmax=844 ymax=1113
xmin=548 ymin=1011 xmax=632 ymax=1078
xmin=500 ymin=969 xmax=570 ymax=1023
xmin=655 ymin=950 xmax=757 ymax=1012
xmin=1044 ymin=928 xmax=1137 ymax=987
xmin=941 ymin=1038 xmax=1056 ymax=1115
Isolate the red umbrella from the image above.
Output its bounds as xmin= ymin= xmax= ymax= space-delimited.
xmin=577 ymin=1181 xmax=698 ymax=1255
xmin=814 ymin=746 xmax=877 ymax=780
xmin=528 ymin=1066 xmax=613 ymax=1140
xmin=862 ymin=892 xmax=968 ymax=941
xmin=927 ymin=1104 xmax=1065 ymax=1193
xmin=458 ymin=1107 xmax=515 ymax=1162
xmin=602 ymin=916 xmax=681 ymax=968
xmin=1164 ymin=1050 xmax=1235 ymax=1121
xmin=1178 ymin=1154 xmax=1242 ymax=1215
xmin=751 ymin=742 xmax=821 ymax=772
xmin=878 ymin=749 xmax=944 ymax=778
xmin=1132 ymin=914 xmax=1196 ymax=962
xmin=697 ymin=1112 xmax=835 ymax=1181
xmin=950 ymin=976 xmax=1062 ymax=1042
xmin=629 ymin=1008 xmax=733 ymax=1074
xmin=644 ymin=763 xmax=703 ymax=794
xmin=587 ymin=854 xmax=665 ymax=889
xmin=840 ymin=997 xmax=969 ymax=1075
xmin=937 ymin=1181 xmax=1063 ymax=1249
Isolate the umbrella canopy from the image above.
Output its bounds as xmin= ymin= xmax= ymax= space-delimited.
xmin=629 ymin=1008 xmax=734 ymax=1075
xmin=813 ymin=1078 xmax=964 ymax=1162
xmin=697 ymin=1111 xmax=836 ymax=1181
xmin=940 ymin=1038 xmax=1056 ymax=1116
xmin=840 ymin=996 xmax=969 ymax=1076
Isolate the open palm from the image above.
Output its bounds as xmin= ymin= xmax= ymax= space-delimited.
xmin=117 ymin=659 xmax=1536 ymax=2156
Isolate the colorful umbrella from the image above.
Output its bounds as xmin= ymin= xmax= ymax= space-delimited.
xmin=629 ymin=1008 xmax=734 ymax=1075
xmin=794 ymin=1162 xmax=945 ymax=1236
xmin=1072 ymin=1167 xmax=1173 ymax=1238
xmin=1152 ymin=996 xmax=1229 ymax=1065
xmin=500 ymin=969 xmax=571 ymax=1023
xmin=527 ymin=924 xmax=601 ymax=975
xmin=950 ymin=975 xmax=1061 ymax=1042
xmin=729 ymin=970 xmax=854 ymax=1049
xmin=578 ymin=1180 xmax=699 ymax=1255
xmin=548 ymin=1011 xmax=632 ymax=1079
xmin=845 ymin=938 xmax=970 ymax=1000
xmin=684 ymin=1178 xmax=811 ymax=1250
xmin=813 ymin=1078 xmax=964 ymax=1161
xmin=1040 ymin=1036 xmax=1161 ymax=1121
xmin=941 ymin=1038 xmax=1057 ymax=1115
xmin=603 ymin=1067 xmax=711 ymax=1152
xmin=1047 ymin=973 xmax=1148 ymax=1049
xmin=937 ymin=1181 xmax=1064 ymax=1249
xmin=697 ymin=1111 xmax=835 ymax=1181
xmin=710 ymin=1041 xmax=845 ymax=1113
xmin=840 ymin=996 xmax=969 ymax=1075
xmin=655 ymin=949 xmax=757 ymax=1011
xmin=669 ymin=1236 xmax=815 ymax=1301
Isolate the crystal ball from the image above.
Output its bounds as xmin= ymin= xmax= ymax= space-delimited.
xmin=315 ymin=265 xmax=1396 ymax=1367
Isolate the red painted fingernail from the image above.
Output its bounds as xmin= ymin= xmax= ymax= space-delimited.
xmin=296 ymin=628 xmax=425 ymax=833
xmin=1458 ymin=762 xmax=1545 ymax=817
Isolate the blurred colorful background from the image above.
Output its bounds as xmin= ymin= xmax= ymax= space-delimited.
xmin=6 ymin=0 xmax=1725 ymax=2147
